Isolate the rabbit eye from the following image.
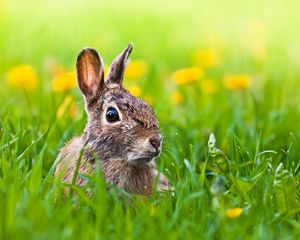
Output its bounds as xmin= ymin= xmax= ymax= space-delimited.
xmin=106 ymin=107 xmax=120 ymax=123
xmin=134 ymin=118 xmax=145 ymax=127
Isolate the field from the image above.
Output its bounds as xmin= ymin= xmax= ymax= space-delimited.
xmin=1 ymin=0 xmax=300 ymax=239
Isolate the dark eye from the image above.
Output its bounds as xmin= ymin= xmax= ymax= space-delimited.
xmin=106 ymin=107 xmax=120 ymax=123
xmin=134 ymin=118 xmax=145 ymax=127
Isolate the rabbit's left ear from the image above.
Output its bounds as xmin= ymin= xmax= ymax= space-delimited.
xmin=76 ymin=48 xmax=105 ymax=101
xmin=105 ymin=43 xmax=133 ymax=87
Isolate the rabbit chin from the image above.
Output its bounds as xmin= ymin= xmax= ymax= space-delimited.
xmin=126 ymin=153 xmax=155 ymax=165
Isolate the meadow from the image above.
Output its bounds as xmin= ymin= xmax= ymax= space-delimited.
xmin=0 ymin=0 xmax=300 ymax=239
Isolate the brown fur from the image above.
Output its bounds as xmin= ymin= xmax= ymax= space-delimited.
xmin=54 ymin=44 xmax=169 ymax=195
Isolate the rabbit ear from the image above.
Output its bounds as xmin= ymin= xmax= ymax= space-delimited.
xmin=105 ymin=43 xmax=133 ymax=87
xmin=76 ymin=48 xmax=104 ymax=101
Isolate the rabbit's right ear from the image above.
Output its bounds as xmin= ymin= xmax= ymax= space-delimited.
xmin=76 ymin=48 xmax=104 ymax=101
xmin=105 ymin=43 xmax=133 ymax=87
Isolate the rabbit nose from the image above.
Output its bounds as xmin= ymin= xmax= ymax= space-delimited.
xmin=149 ymin=137 xmax=162 ymax=153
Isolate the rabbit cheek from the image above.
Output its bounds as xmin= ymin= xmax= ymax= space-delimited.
xmin=124 ymin=129 xmax=156 ymax=164
xmin=134 ymin=128 xmax=162 ymax=155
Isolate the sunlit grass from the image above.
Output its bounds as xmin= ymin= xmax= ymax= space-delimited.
xmin=1 ymin=0 xmax=300 ymax=239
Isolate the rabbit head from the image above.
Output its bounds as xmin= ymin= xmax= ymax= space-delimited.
xmin=76 ymin=43 xmax=162 ymax=165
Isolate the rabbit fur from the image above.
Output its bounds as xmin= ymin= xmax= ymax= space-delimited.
xmin=54 ymin=43 xmax=169 ymax=195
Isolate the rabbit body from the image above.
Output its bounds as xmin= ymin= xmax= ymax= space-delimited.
xmin=54 ymin=44 xmax=168 ymax=195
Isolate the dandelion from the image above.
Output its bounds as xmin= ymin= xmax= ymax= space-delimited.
xmin=240 ymin=20 xmax=268 ymax=60
xmin=57 ymin=96 xmax=77 ymax=118
xmin=44 ymin=58 xmax=65 ymax=76
xmin=125 ymin=60 xmax=147 ymax=78
xmin=224 ymin=74 xmax=251 ymax=90
xmin=251 ymin=39 xmax=267 ymax=60
xmin=203 ymin=31 xmax=224 ymax=47
xmin=104 ymin=65 xmax=109 ymax=77
xmin=225 ymin=208 xmax=243 ymax=218
xmin=172 ymin=67 xmax=204 ymax=85
xmin=171 ymin=91 xmax=183 ymax=104
xmin=194 ymin=48 xmax=220 ymax=68
xmin=201 ymin=78 xmax=217 ymax=95
xmin=127 ymin=85 xmax=142 ymax=97
xmin=144 ymin=95 xmax=154 ymax=105
xmin=6 ymin=65 xmax=38 ymax=90
xmin=52 ymin=71 xmax=77 ymax=92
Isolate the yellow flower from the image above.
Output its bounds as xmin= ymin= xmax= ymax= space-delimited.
xmin=44 ymin=58 xmax=65 ymax=76
xmin=171 ymin=91 xmax=183 ymax=104
xmin=172 ymin=67 xmax=204 ymax=85
xmin=6 ymin=65 xmax=38 ymax=90
xmin=104 ymin=65 xmax=109 ymax=77
xmin=250 ymin=39 xmax=268 ymax=60
xmin=240 ymin=20 xmax=268 ymax=60
xmin=194 ymin=48 xmax=221 ymax=68
xmin=57 ymin=96 xmax=77 ymax=118
xmin=127 ymin=85 xmax=142 ymax=97
xmin=144 ymin=95 xmax=154 ymax=105
xmin=224 ymin=74 xmax=251 ymax=90
xmin=225 ymin=208 xmax=243 ymax=218
xmin=52 ymin=71 xmax=77 ymax=92
xmin=201 ymin=79 xmax=217 ymax=95
xmin=125 ymin=60 xmax=148 ymax=78
xmin=203 ymin=31 xmax=224 ymax=47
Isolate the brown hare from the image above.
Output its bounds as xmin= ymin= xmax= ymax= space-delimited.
xmin=54 ymin=43 xmax=169 ymax=195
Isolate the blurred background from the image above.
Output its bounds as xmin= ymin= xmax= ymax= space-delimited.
xmin=1 ymin=0 xmax=300 ymax=164
xmin=1 ymin=1 xmax=300 ymax=239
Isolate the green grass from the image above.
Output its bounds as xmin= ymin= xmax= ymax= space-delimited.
xmin=1 ymin=0 xmax=300 ymax=239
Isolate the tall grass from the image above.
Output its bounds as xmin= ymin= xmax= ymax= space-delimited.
xmin=0 ymin=0 xmax=300 ymax=239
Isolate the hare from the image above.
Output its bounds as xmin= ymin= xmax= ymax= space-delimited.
xmin=54 ymin=43 xmax=169 ymax=195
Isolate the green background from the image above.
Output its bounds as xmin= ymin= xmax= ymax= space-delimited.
xmin=0 ymin=0 xmax=299 ymax=239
